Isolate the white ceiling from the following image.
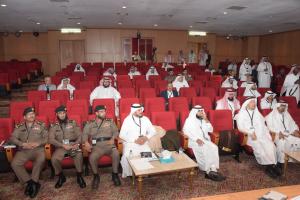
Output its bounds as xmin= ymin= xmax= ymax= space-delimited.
xmin=0 ymin=0 xmax=300 ymax=36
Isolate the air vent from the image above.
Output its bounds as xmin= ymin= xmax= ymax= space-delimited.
xmin=68 ymin=17 xmax=82 ymax=20
xmin=50 ymin=0 xmax=69 ymax=2
xmin=227 ymin=6 xmax=247 ymax=10
xmin=195 ymin=21 xmax=208 ymax=24
xmin=206 ymin=17 xmax=217 ymax=21
xmin=283 ymin=22 xmax=297 ymax=25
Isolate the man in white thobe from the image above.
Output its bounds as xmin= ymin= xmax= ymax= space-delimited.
xmin=199 ymin=50 xmax=208 ymax=66
xmin=128 ymin=66 xmax=141 ymax=79
xmin=57 ymin=78 xmax=76 ymax=99
xmin=260 ymin=91 xmax=277 ymax=110
xmin=257 ymin=57 xmax=273 ymax=88
xmin=188 ymin=50 xmax=196 ymax=63
xmin=265 ymin=101 xmax=300 ymax=167
xmin=236 ymin=97 xmax=280 ymax=178
xmin=74 ymin=64 xmax=86 ymax=75
xmin=164 ymin=50 xmax=173 ymax=64
xmin=240 ymin=74 xmax=253 ymax=88
xmin=221 ymin=76 xmax=238 ymax=89
xmin=90 ymin=77 xmax=121 ymax=116
xmin=239 ymin=58 xmax=252 ymax=81
xmin=216 ymin=88 xmax=240 ymax=118
xmin=178 ymin=50 xmax=185 ymax=64
xmin=103 ymin=68 xmax=117 ymax=80
xmin=183 ymin=105 xmax=225 ymax=181
xmin=145 ymin=66 xmax=159 ymax=80
xmin=280 ymin=65 xmax=300 ymax=103
xmin=227 ymin=60 xmax=237 ymax=74
xmin=172 ymin=74 xmax=189 ymax=93
xmin=119 ymin=104 xmax=156 ymax=178
xmin=243 ymin=82 xmax=261 ymax=97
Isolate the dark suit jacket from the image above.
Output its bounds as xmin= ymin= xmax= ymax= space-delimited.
xmin=160 ymin=89 xmax=179 ymax=102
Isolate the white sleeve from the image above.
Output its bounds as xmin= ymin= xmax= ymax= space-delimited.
xmin=256 ymin=63 xmax=264 ymax=72
xmin=119 ymin=118 xmax=135 ymax=142
xmin=113 ymin=88 xmax=121 ymax=101
xmin=89 ymin=88 xmax=98 ymax=105
xmin=145 ymin=118 xmax=156 ymax=139
xmin=236 ymin=113 xmax=254 ymax=135
xmin=203 ymin=121 xmax=213 ymax=133
xmin=183 ymin=120 xmax=200 ymax=142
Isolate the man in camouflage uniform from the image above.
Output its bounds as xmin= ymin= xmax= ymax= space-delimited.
xmin=49 ymin=105 xmax=86 ymax=189
xmin=83 ymin=105 xmax=121 ymax=189
xmin=10 ymin=107 xmax=48 ymax=198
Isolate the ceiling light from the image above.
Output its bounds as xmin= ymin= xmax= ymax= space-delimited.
xmin=1 ymin=4 xmax=7 ymax=7
xmin=77 ymin=22 xmax=81 ymax=25
xmin=61 ymin=28 xmax=82 ymax=33
xmin=189 ymin=25 xmax=193 ymax=28
xmin=118 ymin=22 xmax=122 ymax=25
xmin=229 ymin=34 xmax=232 ymax=37
xmin=154 ymin=24 xmax=158 ymax=27
xmin=223 ymin=11 xmax=228 ymax=15
xmin=122 ymin=6 xmax=127 ymax=9
xmin=188 ymin=31 xmax=207 ymax=36
xmin=36 ymin=22 xmax=40 ymax=25
xmin=269 ymin=30 xmax=273 ymax=33
xmin=19 ymin=30 xmax=23 ymax=32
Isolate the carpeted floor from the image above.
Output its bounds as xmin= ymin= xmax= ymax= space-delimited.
xmin=0 ymin=153 xmax=300 ymax=200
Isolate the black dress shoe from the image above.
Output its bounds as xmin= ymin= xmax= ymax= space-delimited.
xmin=205 ymin=171 xmax=225 ymax=182
xmin=112 ymin=173 xmax=121 ymax=186
xmin=30 ymin=182 xmax=41 ymax=199
xmin=55 ymin=173 xmax=66 ymax=188
xmin=92 ymin=174 xmax=100 ymax=189
xmin=233 ymin=154 xmax=242 ymax=163
xmin=272 ymin=165 xmax=282 ymax=177
xmin=24 ymin=180 xmax=33 ymax=196
xmin=77 ymin=173 xmax=86 ymax=188
xmin=265 ymin=166 xmax=278 ymax=179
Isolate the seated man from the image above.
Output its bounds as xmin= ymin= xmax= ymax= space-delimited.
xmin=146 ymin=66 xmax=159 ymax=80
xmin=281 ymin=65 xmax=300 ymax=103
xmin=57 ymin=77 xmax=76 ymax=98
xmin=74 ymin=63 xmax=86 ymax=75
xmin=103 ymin=67 xmax=117 ymax=80
xmin=37 ymin=75 xmax=56 ymax=94
xmin=216 ymin=88 xmax=240 ymax=117
xmin=164 ymin=69 xmax=176 ymax=83
xmin=240 ymin=74 xmax=253 ymax=88
xmin=83 ymin=105 xmax=121 ymax=189
xmin=49 ymin=105 xmax=86 ymax=189
xmin=172 ymin=74 xmax=189 ymax=93
xmin=160 ymin=82 xmax=179 ymax=109
xmin=236 ymin=97 xmax=280 ymax=178
xmin=265 ymin=101 xmax=300 ymax=169
xmin=243 ymin=82 xmax=261 ymax=97
xmin=221 ymin=76 xmax=238 ymax=89
xmin=182 ymin=68 xmax=193 ymax=81
xmin=119 ymin=104 xmax=156 ymax=178
xmin=10 ymin=107 xmax=48 ymax=198
xmin=260 ymin=91 xmax=277 ymax=110
xmin=183 ymin=105 xmax=225 ymax=181
xmin=128 ymin=66 xmax=141 ymax=79
xmin=227 ymin=60 xmax=237 ymax=74
xmin=90 ymin=77 xmax=121 ymax=116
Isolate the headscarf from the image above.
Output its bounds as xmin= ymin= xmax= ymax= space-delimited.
xmin=146 ymin=66 xmax=159 ymax=80
xmin=262 ymin=90 xmax=276 ymax=103
xmin=280 ymin=65 xmax=300 ymax=96
xmin=217 ymin=88 xmax=240 ymax=110
xmin=74 ymin=64 xmax=85 ymax=74
xmin=172 ymin=74 xmax=189 ymax=92
xmin=243 ymin=82 xmax=261 ymax=97
xmin=99 ymin=76 xmax=113 ymax=87
xmin=130 ymin=103 xmax=144 ymax=115
xmin=221 ymin=76 xmax=238 ymax=89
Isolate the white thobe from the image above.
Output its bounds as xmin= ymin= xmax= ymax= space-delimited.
xmin=183 ymin=117 xmax=219 ymax=173
xmin=239 ymin=64 xmax=252 ymax=81
xmin=260 ymin=99 xmax=277 ymax=110
xmin=103 ymin=72 xmax=117 ymax=80
xmin=146 ymin=71 xmax=159 ymax=80
xmin=281 ymin=73 xmax=300 ymax=102
xmin=164 ymin=55 xmax=173 ymax=63
xmin=228 ymin=64 xmax=237 ymax=72
xmin=57 ymin=84 xmax=75 ymax=99
xmin=236 ymin=109 xmax=277 ymax=165
xmin=119 ymin=115 xmax=156 ymax=177
xmin=266 ymin=111 xmax=300 ymax=163
xmin=128 ymin=71 xmax=141 ymax=79
xmin=221 ymin=78 xmax=238 ymax=89
xmin=257 ymin=62 xmax=273 ymax=88
xmin=199 ymin=53 xmax=208 ymax=66
xmin=188 ymin=53 xmax=196 ymax=63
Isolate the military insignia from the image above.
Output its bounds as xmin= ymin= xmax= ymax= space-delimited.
xmin=15 ymin=123 xmax=24 ymax=128
xmin=66 ymin=124 xmax=73 ymax=129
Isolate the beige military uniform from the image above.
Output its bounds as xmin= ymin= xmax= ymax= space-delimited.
xmin=83 ymin=118 xmax=119 ymax=174
xmin=49 ymin=120 xmax=83 ymax=175
xmin=10 ymin=121 xmax=48 ymax=183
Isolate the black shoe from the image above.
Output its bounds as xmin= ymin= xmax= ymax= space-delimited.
xmin=92 ymin=174 xmax=100 ymax=189
xmin=265 ymin=166 xmax=278 ymax=179
xmin=55 ymin=173 xmax=66 ymax=188
xmin=77 ymin=173 xmax=86 ymax=188
xmin=233 ymin=154 xmax=242 ymax=163
xmin=24 ymin=180 xmax=33 ymax=196
xmin=29 ymin=182 xmax=41 ymax=199
xmin=272 ymin=164 xmax=282 ymax=177
xmin=112 ymin=173 xmax=121 ymax=186
xmin=205 ymin=171 xmax=225 ymax=182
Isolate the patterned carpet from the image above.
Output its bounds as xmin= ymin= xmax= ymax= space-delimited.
xmin=0 ymin=154 xmax=300 ymax=200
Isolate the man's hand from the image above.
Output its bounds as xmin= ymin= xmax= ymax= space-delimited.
xmin=71 ymin=144 xmax=80 ymax=150
xmin=62 ymin=144 xmax=72 ymax=151
xmin=279 ymin=132 xmax=286 ymax=140
xmin=251 ymin=133 xmax=257 ymax=141
xmin=196 ymin=139 xmax=204 ymax=146
xmin=22 ymin=143 xmax=33 ymax=149
xmin=292 ymin=130 xmax=300 ymax=137
xmin=135 ymin=136 xmax=148 ymax=145
xmin=84 ymin=142 xmax=92 ymax=152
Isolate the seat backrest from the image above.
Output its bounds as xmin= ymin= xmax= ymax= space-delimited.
xmin=139 ymin=88 xmax=156 ymax=100
xmin=119 ymin=98 xmax=140 ymax=115
xmin=66 ymin=100 xmax=89 ymax=121
xmin=119 ymin=88 xmax=136 ymax=98
xmin=169 ymin=97 xmax=189 ymax=118
xmin=179 ymin=87 xmax=197 ymax=103
xmin=117 ymin=80 xmax=133 ymax=89
xmin=0 ymin=118 xmax=14 ymax=141
xmin=201 ymin=87 xmax=217 ymax=102
xmin=73 ymin=89 xmax=91 ymax=100
xmin=261 ymin=109 xmax=272 ymax=117
xmin=279 ymin=96 xmax=297 ymax=109
xmin=180 ymin=110 xmax=189 ymax=130
xmin=151 ymin=111 xmax=177 ymax=131
xmin=10 ymin=101 xmax=33 ymax=123
xmin=79 ymin=80 xmax=96 ymax=90
xmin=144 ymin=97 xmax=165 ymax=117
xmin=192 ymin=97 xmax=213 ymax=111
xmin=208 ymin=110 xmax=233 ymax=131
xmin=92 ymin=99 xmax=115 ymax=119
xmin=38 ymin=100 xmax=60 ymax=123
xmin=69 ymin=114 xmax=83 ymax=129
xmin=50 ymin=90 xmax=70 ymax=105
xmin=27 ymin=90 xmax=47 ymax=113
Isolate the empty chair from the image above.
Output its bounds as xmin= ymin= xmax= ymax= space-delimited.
xmin=179 ymin=87 xmax=197 ymax=104
xmin=151 ymin=111 xmax=177 ymax=131
xmin=192 ymin=97 xmax=213 ymax=111
xmin=79 ymin=80 xmax=96 ymax=90
xmin=0 ymin=118 xmax=14 ymax=142
xmin=119 ymin=98 xmax=140 ymax=115
xmin=279 ymin=96 xmax=298 ymax=110
xmin=66 ymin=100 xmax=89 ymax=122
xmin=119 ymin=88 xmax=136 ymax=98
xmin=190 ymin=80 xmax=205 ymax=95
xmin=117 ymin=79 xmax=133 ymax=89
xmin=139 ymin=88 xmax=156 ymax=103
xmin=50 ymin=90 xmax=70 ymax=105
xmin=27 ymin=91 xmax=47 ymax=113
xmin=10 ymin=101 xmax=33 ymax=123
xmin=149 ymin=75 xmax=161 ymax=87
xmin=201 ymin=87 xmax=218 ymax=102
xmin=169 ymin=97 xmax=189 ymax=119
xmin=117 ymin=75 xmax=131 ymax=81
xmin=38 ymin=100 xmax=60 ymax=123
xmin=144 ymin=97 xmax=165 ymax=117
xmin=261 ymin=109 xmax=272 ymax=117
xmin=135 ymin=80 xmax=151 ymax=92
xmin=73 ymin=89 xmax=91 ymax=100
xmin=92 ymin=99 xmax=115 ymax=119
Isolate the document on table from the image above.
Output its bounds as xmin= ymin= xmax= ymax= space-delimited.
xmin=130 ymin=158 xmax=154 ymax=170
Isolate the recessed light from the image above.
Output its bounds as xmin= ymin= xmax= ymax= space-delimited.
xmin=269 ymin=30 xmax=273 ymax=33
xmin=229 ymin=34 xmax=232 ymax=37
xmin=122 ymin=6 xmax=127 ymax=9
xmin=36 ymin=22 xmax=40 ymax=25
xmin=77 ymin=22 xmax=81 ymax=25
xmin=189 ymin=25 xmax=193 ymax=28
xmin=19 ymin=30 xmax=23 ymax=32
xmin=118 ymin=22 xmax=122 ymax=25
xmin=223 ymin=11 xmax=228 ymax=15
xmin=1 ymin=4 xmax=7 ymax=7
xmin=154 ymin=24 xmax=158 ymax=27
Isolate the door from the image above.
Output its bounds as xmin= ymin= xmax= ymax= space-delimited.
xmin=59 ymin=40 xmax=85 ymax=69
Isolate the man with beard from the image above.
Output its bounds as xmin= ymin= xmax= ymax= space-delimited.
xmin=83 ymin=105 xmax=121 ymax=189
xmin=49 ymin=105 xmax=86 ymax=189
xmin=10 ymin=107 xmax=48 ymax=198
xmin=216 ymin=88 xmax=241 ymax=117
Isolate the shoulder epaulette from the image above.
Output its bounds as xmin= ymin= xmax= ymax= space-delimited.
xmin=15 ymin=123 xmax=24 ymax=128
xmin=105 ymin=118 xmax=112 ymax=121
xmin=36 ymin=120 xmax=45 ymax=126
xmin=50 ymin=122 xmax=60 ymax=127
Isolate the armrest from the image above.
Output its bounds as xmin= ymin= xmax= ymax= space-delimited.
xmin=5 ymin=147 xmax=16 ymax=163
xmin=44 ymin=144 xmax=53 ymax=160
xmin=179 ymin=132 xmax=188 ymax=150
xmin=115 ymin=137 xmax=123 ymax=154
xmin=81 ymin=144 xmax=89 ymax=157
xmin=210 ymin=131 xmax=220 ymax=145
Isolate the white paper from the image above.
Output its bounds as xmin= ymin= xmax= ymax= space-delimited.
xmin=130 ymin=159 xmax=154 ymax=171
xmin=290 ymin=196 xmax=300 ymax=200
xmin=263 ymin=190 xmax=287 ymax=200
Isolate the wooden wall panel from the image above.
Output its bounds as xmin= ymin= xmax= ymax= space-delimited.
xmin=0 ymin=36 xmax=4 ymax=61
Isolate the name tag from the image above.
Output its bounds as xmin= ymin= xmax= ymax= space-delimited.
xmin=63 ymin=139 xmax=69 ymax=145
xmin=92 ymin=139 xmax=97 ymax=145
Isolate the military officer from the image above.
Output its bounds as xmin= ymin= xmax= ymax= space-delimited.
xmin=49 ymin=105 xmax=86 ymax=189
xmin=83 ymin=105 xmax=121 ymax=189
xmin=10 ymin=107 xmax=48 ymax=198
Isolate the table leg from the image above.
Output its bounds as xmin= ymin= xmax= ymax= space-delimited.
xmin=189 ymin=168 xmax=195 ymax=191
xmin=137 ymin=176 xmax=143 ymax=200
xmin=283 ymin=153 xmax=289 ymax=178
xmin=132 ymin=172 xmax=135 ymax=185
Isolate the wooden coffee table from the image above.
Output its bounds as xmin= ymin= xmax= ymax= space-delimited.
xmin=283 ymin=151 xmax=300 ymax=177
xmin=127 ymin=151 xmax=198 ymax=199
